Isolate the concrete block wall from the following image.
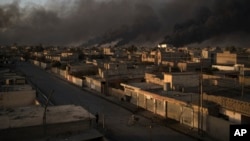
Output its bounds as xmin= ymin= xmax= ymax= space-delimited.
xmin=203 ymin=93 xmax=250 ymax=117
xmin=177 ymin=63 xmax=187 ymax=72
xmin=131 ymin=92 xmax=137 ymax=105
xmin=181 ymin=106 xmax=194 ymax=127
xmin=145 ymin=73 xmax=164 ymax=86
xmin=164 ymin=73 xmax=199 ymax=89
xmin=146 ymin=98 xmax=154 ymax=113
xmin=33 ymin=60 xmax=40 ymax=67
xmin=138 ymin=94 xmax=145 ymax=108
xmin=167 ymin=102 xmax=182 ymax=121
xmin=51 ymin=67 xmax=59 ymax=74
xmin=0 ymin=90 xmax=36 ymax=108
xmin=173 ymin=74 xmax=199 ymax=88
xmin=59 ymin=69 xmax=67 ymax=78
xmin=40 ymin=62 xmax=49 ymax=69
xmin=0 ymin=120 xmax=93 ymax=141
xmin=122 ymin=89 xmax=209 ymax=130
xmin=85 ymin=78 xmax=101 ymax=93
xmin=72 ymin=76 xmax=83 ymax=87
xmin=162 ymin=61 xmax=175 ymax=67
xmin=109 ymin=88 xmax=125 ymax=100
xmin=216 ymin=52 xmax=236 ymax=65
xmin=155 ymin=99 xmax=165 ymax=117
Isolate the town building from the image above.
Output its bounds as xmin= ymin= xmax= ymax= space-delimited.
xmin=0 ymin=105 xmax=103 ymax=141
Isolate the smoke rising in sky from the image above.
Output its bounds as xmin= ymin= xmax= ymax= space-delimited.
xmin=0 ymin=0 xmax=250 ymax=47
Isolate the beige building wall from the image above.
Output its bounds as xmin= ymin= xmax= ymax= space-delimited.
xmin=164 ymin=73 xmax=199 ymax=89
xmin=201 ymin=50 xmax=209 ymax=59
xmin=220 ymin=108 xmax=241 ymax=124
xmin=240 ymin=76 xmax=250 ymax=86
xmin=203 ymin=93 xmax=250 ymax=117
xmin=141 ymin=50 xmax=161 ymax=65
xmin=216 ymin=52 xmax=237 ymax=65
xmin=162 ymin=61 xmax=175 ymax=67
xmin=0 ymin=90 xmax=36 ymax=108
xmin=122 ymin=85 xmax=208 ymax=130
xmin=0 ymin=105 xmax=97 ymax=141
xmin=145 ymin=73 xmax=164 ymax=86
xmin=67 ymin=74 xmax=83 ymax=87
xmin=85 ymin=77 xmax=102 ymax=92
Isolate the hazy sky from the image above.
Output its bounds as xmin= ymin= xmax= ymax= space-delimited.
xmin=0 ymin=0 xmax=47 ymax=7
xmin=1 ymin=0 xmax=250 ymax=47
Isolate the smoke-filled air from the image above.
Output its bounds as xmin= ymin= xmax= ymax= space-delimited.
xmin=0 ymin=0 xmax=250 ymax=47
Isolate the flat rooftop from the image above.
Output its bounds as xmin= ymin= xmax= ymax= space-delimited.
xmin=84 ymin=75 xmax=104 ymax=81
xmin=0 ymin=84 xmax=33 ymax=92
xmin=124 ymin=82 xmax=250 ymax=107
xmin=151 ymin=89 xmax=200 ymax=105
xmin=122 ymin=82 xmax=162 ymax=90
xmin=203 ymin=85 xmax=250 ymax=103
xmin=0 ymin=105 xmax=95 ymax=130
xmin=164 ymin=72 xmax=199 ymax=75
xmin=122 ymin=82 xmax=200 ymax=105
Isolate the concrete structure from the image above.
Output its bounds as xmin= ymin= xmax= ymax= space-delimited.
xmin=66 ymin=63 xmax=98 ymax=76
xmin=141 ymin=49 xmax=189 ymax=66
xmin=141 ymin=50 xmax=161 ymax=65
xmin=1 ymin=73 xmax=26 ymax=85
xmin=45 ymin=54 xmax=61 ymax=62
xmin=145 ymin=73 xmax=164 ymax=86
xmin=0 ymin=105 xmax=101 ymax=141
xmin=0 ymin=83 xmax=36 ymax=108
xmin=98 ymin=62 xmax=146 ymax=79
xmin=120 ymin=82 xmax=207 ymax=130
xmin=61 ymin=52 xmax=79 ymax=62
xmin=119 ymin=81 xmax=249 ymax=141
xmin=216 ymin=51 xmax=237 ymax=65
xmin=0 ymin=72 xmax=36 ymax=108
xmin=84 ymin=75 xmax=103 ymax=93
xmin=102 ymin=47 xmax=114 ymax=55
xmin=177 ymin=62 xmax=202 ymax=72
xmin=0 ymin=89 xmax=36 ymax=108
xmin=203 ymin=93 xmax=250 ymax=123
xmin=163 ymin=72 xmax=199 ymax=91
xmin=0 ymin=84 xmax=33 ymax=92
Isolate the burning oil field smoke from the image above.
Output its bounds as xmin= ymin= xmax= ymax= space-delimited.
xmin=0 ymin=0 xmax=250 ymax=47
xmin=164 ymin=0 xmax=250 ymax=47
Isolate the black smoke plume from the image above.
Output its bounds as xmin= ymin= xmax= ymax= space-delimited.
xmin=164 ymin=0 xmax=250 ymax=47
xmin=0 ymin=0 xmax=206 ymax=46
xmin=1 ymin=0 xmax=249 ymax=47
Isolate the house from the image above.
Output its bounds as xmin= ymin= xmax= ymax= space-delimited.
xmin=163 ymin=72 xmax=200 ymax=91
xmin=0 ymin=72 xmax=36 ymax=108
xmin=120 ymin=81 xmax=207 ymax=132
xmin=66 ymin=63 xmax=98 ymax=76
xmin=102 ymin=47 xmax=114 ymax=55
xmin=0 ymin=105 xmax=103 ymax=141
xmin=120 ymin=72 xmax=250 ymax=141
xmin=0 ymin=84 xmax=36 ymax=108
xmin=216 ymin=51 xmax=237 ymax=65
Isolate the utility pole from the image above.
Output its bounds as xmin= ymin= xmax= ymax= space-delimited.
xmin=198 ymin=57 xmax=203 ymax=136
xmin=240 ymin=65 xmax=244 ymax=98
xmin=106 ymin=62 xmax=109 ymax=96
xmin=43 ymin=89 xmax=54 ymax=135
